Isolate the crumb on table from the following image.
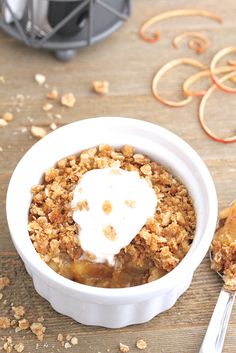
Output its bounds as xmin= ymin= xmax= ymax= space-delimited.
xmin=61 ymin=93 xmax=76 ymax=108
xmin=12 ymin=306 xmax=25 ymax=319
xmin=0 ymin=276 xmax=10 ymax=289
xmin=136 ymin=339 xmax=147 ymax=350
xmin=35 ymin=74 xmax=46 ymax=85
xmin=30 ymin=126 xmax=47 ymax=139
xmin=0 ymin=316 xmax=11 ymax=329
xmin=92 ymin=80 xmax=109 ymax=94
xmin=30 ymin=322 xmax=46 ymax=341
xmin=119 ymin=342 xmax=130 ymax=352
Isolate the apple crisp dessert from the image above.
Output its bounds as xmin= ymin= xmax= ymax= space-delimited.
xmin=28 ymin=144 xmax=196 ymax=288
xmin=211 ymin=201 xmax=236 ymax=291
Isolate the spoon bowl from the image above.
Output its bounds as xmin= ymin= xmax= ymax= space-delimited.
xmin=199 ymin=201 xmax=236 ymax=353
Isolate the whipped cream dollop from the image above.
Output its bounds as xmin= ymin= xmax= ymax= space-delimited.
xmin=71 ymin=167 xmax=157 ymax=265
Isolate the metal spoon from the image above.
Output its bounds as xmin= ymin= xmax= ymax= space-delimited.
xmin=199 ymin=204 xmax=236 ymax=353
xmin=199 ymin=261 xmax=236 ymax=352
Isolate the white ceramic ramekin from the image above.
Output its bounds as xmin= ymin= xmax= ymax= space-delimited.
xmin=6 ymin=117 xmax=218 ymax=328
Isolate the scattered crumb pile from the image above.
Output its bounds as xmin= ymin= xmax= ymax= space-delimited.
xmin=0 ymin=73 xmax=110 ymax=142
xmin=119 ymin=339 xmax=148 ymax=352
xmin=0 ymin=276 xmax=148 ymax=352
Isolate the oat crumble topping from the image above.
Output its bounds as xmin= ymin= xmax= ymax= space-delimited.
xmin=30 ymin=126 xmax=47 ymax=139
xmin=125 ymin=200 xmax=136 ymax=208
xmin=65 ymin=334 xmax=72 ymax=341
xmin=12 ymin=306 xmax=25 ymax=320
xmin=42 ymin=103 xmax=53 ymax=112
xmin=18 ymin=319 xmax=30 ymax=331
xmin=76 ymin=200 xmax=89 ymax=212
xmin=30 ymin=322 xmax=46 ymax=341
xmin=102 ymin=200 xmax=113 ymax=214
xmin=50 ymin=122 xmax=57 ymax=131
xmin=119 ymin=343 xmax=129 ymax=353
xmin=0 ymin=317 xmax=11 ymax=329
xmin=35 ymin=74 xmax=46 ymax=86
xmin=0 ymin=277 xmax=10 ymax=290
xmin=70 ymin=337 xmax=78 ymax=345
xmin=57 ymin=333 xmax=64 ymax=342
xmin=28 ymin=144 xmax=196 ymax=288
xmin=13 ymin=343 xmax=24 ymax=353
xmin=119 ymin=342 xmax=130 ymax=352
xmin=2 ymin=112 xmax=14 ymax=122
xmin=61 ymin=93 xmax=76 ymax=108
xmin=92 ymin=80 xmax=109 ymax=94
xmin=0 ymin=75 xmax=5 ymax=84
xmin=47 ymin=89 xmax=59 ymax=100
xmin=103 ymin=225 xmax=117 ymax=241
xmin=2 ymin=337 xmax=13 ymax=353
xmin=136 ymin=339 xmax=147 ymax=350
xmin=0 ymin=119 xmax=8 ymax=128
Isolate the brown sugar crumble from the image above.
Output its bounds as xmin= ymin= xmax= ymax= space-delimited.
xmin=70 ymin=337 xmax=78 ymax=345
xmin=30 ymin=126 xmax=47 ymax=139
xmin=0 ymin=75 xmax=5 ymax=84
xmin=119 ymin=342 xmax=130 ymax=352
xmin=2 ymin=337 xmax=13 ymax=353
xmin=0 ymin=316 xmax=11 ymax=329
xmin=28 ymin=144 xmax=196 ymax=288
xmin=0 ymin=118 xmax=8 ymax=128
xmin=18 ymin=319 xmax=30 ymax=331
xmin=0 ymin=272 xmax=145 ymax=353
xmin=102 ymin=200 xmax=113 ymax=214
xmin=14 ymin=343 xmax=25 ymax=353
xmin=211 ymin=201 xmax=236 ymax=291
xmin=92 ymin=80 xmax=109 ymax=94
xmin=0 ymin=276 xmax=10 ymax=289
xmin=12 ymin=306 xmax=25 ymax=320
xmin=61 ymin=93 xmax=76 ymax=108
xmin=42 ymin=103 xmax=53 ymax=112
xmin=2 ymin=112 xmax=14 ymax=122
xmin=103 ymin=225 xmax=117 ymax=241
xmin=57 ymin=333 xmax=64 ymax=342
xmin=136 ymin=339 xmax=147 ymax=350
xmin=76 ymin=200 xmax=89 ymax=211
xmin=56 ymin=333 xmax=78 ymax=348
xmin=30 ymin=322 xmax=46 ymax=341
xmin=47 ymin=89 xmax=59 ymax=100
xmin=35 ymin=73 xmax=46 ymax=85
xmin=50 ymin=122 xmax=57 ymax=131
xmin=125 ymin=200 xmax=136 ymax=208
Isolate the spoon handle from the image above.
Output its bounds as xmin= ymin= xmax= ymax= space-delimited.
xmin=199 ymin=287 xmax=236 ymax=353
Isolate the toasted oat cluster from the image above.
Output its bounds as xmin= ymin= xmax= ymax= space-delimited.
xmin=28 ymin=144 xmax=196 ymax=288
xmin=211 ymin=202 xmax=236 ymax=291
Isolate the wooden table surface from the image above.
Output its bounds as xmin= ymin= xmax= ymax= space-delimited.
xmin=1 ymin=0 xmax=236 ymax=352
